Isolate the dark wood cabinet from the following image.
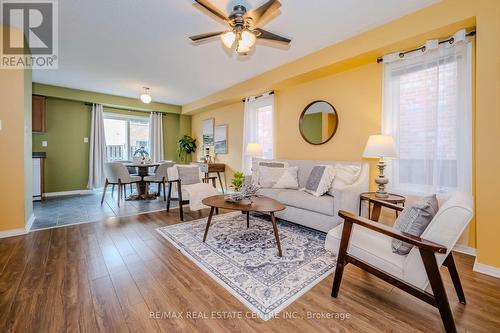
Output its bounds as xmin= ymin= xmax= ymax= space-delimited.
xmin=32 ymin=95 xmax=46 ymax=132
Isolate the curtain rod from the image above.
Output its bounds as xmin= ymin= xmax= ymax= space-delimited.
xmin=241 ymin=91 xmax=274 ymax=102
xmin=84 ymin=102 xmax=156 ymax=114
xmin=377 ymin=30 xmax=476 ymax=63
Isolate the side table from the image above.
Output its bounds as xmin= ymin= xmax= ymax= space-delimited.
xmin=359 ymin=192 xmax=406 ymax=222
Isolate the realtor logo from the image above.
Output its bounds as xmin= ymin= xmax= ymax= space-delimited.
xmin=1 ymin=0 xmax=58 ymax=68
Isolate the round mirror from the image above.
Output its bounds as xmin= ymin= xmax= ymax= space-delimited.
xmin=299 ymin=100 xmax=339 ymax=145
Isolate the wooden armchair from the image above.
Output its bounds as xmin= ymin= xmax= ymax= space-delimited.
xmin=166 ymin=173 xmax=218 ymax=221
xmin=328 ymin=192 xmax=473 ymax=333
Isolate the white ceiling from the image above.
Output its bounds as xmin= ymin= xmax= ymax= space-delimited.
xmin=33 ymin=0 xmax=439 ymax=105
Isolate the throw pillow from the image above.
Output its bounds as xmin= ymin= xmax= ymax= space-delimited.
xmin=251 ymin=160 xmax=288 ymax=185
xmin=176 ymin=165 xmax=201 ymax=185
xmin=391 ymin=195 xmax=439 ymax=255
xmin=328 ymin=164 xmax=362 ymax=195
xmin=304 ymin=165 xmax=336 ymax=197
xmin=258 ymin=166 xmax=287 ymax=188
xmin=273 ymin=166 xmax=299 ymax=189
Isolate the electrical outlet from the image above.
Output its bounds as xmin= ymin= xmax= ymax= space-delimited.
xmin=42 ymin=141 xmax=48 ymax=147
xmin=84 ymin=137 xmax=89 ymax=143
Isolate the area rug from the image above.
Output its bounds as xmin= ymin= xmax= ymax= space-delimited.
xmin=156 ymin=211 xmax=336 ymax=320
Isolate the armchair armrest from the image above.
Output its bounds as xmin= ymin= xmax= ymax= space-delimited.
xmin=338 ymin=210 xmax=447 ymax=254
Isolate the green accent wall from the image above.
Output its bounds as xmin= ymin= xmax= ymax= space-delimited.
xmin=301 ymin=113 xmax=322 ymax=144
xmin=32 ymin=87 xmax=191 ymax=193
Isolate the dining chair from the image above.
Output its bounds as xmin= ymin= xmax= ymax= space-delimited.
xmin=143 ymin=162 xmax=175 ymax=201
xmin=112 ymin=160 xmax=136 ymax=195
xmin=101 ymin=162 xmax=141 ymax=207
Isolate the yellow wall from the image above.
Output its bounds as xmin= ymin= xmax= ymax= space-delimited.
xmin=192 ymin=102 xmax=244 ymax=187
xmin=0 ymin=27 xmax=32 ymax=231
xmin=190 ymin=0 xmax=500 ymax=268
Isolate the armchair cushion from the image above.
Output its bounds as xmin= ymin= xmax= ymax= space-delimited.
xmin=392 ymin=195 xmax=439 ymax=255
xmin=326 ymin=224 xmax=406 ymax=278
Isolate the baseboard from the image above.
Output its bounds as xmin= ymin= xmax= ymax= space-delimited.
xmin=473 ymin=260 xmax=500 ymax=279
xmin=0 ymin=228 xmax=27 ymax=239
xmin=25 ymin=213 xmax=35 ymax=232
xmin=452 ymin=244 xmax=477 ymax=257
xmin=44 ymin=189 xmax=94 ymax=197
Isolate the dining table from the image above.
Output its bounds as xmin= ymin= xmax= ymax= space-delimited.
xmin=123 ymin=162 xmax=160 ymax=200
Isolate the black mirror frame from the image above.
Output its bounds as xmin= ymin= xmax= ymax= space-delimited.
xmin=299 ymin=100 xmax=339 ymax=145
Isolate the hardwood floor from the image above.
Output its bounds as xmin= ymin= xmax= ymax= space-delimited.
xmin=0 ymin=209 xmax=499 ymax=332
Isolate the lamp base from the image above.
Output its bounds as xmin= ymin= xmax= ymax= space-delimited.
xmin=375 ymin=158 xmax=389 ymax=199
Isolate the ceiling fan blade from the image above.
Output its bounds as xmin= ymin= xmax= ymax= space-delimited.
xmin=193 ymin=0 xmax=228 ymax=21
xmin=255 ymin=28 xmax=290 ymax=44
xmin=189 ymin=31 xmax=224 ymax=42
xmin=247 ymin=0 xmax=281 ymax=27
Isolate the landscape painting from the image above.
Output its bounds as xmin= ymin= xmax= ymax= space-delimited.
xmin=214 ymin=124 xmax=227 ymax=154
xmin=202 ymin=118 xmax=214 ymax=147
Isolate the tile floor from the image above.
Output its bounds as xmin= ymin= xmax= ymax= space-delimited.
xmin=32 ymin=187 xmax=172 ymax=230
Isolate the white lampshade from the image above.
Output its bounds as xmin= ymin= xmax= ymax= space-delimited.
xmin=363 ymin=135 xmax=397 ymax=158
xmin=246 ymin=143 xmax=262 ymax=157
xmin=220 ymin=31 xmax=236 ymax=48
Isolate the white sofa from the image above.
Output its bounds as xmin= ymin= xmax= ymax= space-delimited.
xmin=253 ymin=158 xmax=369 ymax=232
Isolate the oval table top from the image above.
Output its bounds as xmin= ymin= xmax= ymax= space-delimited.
xmin=202 ymin=195 xmax=286 ymax=213
xmin=123 ymin=162 xmax=160 ymax=168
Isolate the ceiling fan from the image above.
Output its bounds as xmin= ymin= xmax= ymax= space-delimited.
xmin=189 ymin=0 xmax=291 ymax=55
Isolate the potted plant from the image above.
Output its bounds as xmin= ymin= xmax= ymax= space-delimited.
xmin=133 ymin=146 xmax=151 ymax=164
xmin=176 ymin=135 xmax=197 ymax=162
xmin=230 ymin=171 xmax=245 ymax=192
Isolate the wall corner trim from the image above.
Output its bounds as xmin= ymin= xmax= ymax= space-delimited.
xmin=43 ymin=189 xmax=94 ymax=198
xmin=473 ymin=260 xmax=500 ymax=279
xmin=25 ymin=213 xmax=35 ymax=232
xmin=452 ymin=244 xmax=477 ymax=257
xmin=0 ymin=228 xmax=27 ymax=239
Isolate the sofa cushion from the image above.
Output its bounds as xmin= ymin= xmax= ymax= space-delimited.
xmin=325 ymin=224 xmax=406 ymax=278
xmin=277 ymin=190 xmax=335 ymax=216
xmin=257 ymin=188 xmax=282 ymax=200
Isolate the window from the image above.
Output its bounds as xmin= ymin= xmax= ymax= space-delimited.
xmin=242 ymin=94 xmax=275 ymax=174
xmin=382 ymin=36 xmax=472 ymax=195
xmin=103 ymin=113 xmax=150 ymax=161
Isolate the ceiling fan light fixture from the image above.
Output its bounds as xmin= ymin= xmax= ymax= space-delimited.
xmin=220 ymin=31 xmax=236 ymax=48
xmin=140 ymin=87 xmax=152 ymax=104
xmin=236 ymin=41 xmax=251 ymax=54
xmin=240 ymin=30 xmax=256 ymax=48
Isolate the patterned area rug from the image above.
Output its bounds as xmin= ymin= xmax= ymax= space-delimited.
xmin=156 ymin=211 xmax=336 ymax=320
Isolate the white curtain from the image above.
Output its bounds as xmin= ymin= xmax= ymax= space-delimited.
xmin=382 ymin=29 xmax=472 ymax=196
xmin=149 ymin=112 xmax=164 ymax=163
xmin=87 ymin=104 xmax=107 ymax=189
xmin=241 ymin=93 xmax=275 ymax=174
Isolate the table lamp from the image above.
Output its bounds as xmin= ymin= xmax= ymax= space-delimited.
xmin=246 ymin=143 xmax=263 ymax=158
xmin=363 ymin=135 xmax=397 ymax=198
xmin=245 ymin=143 xmax=263 ymax=174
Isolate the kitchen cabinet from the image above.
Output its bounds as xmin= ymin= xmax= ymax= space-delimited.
xmin=32 ymin=95 xmax=46 ymax=132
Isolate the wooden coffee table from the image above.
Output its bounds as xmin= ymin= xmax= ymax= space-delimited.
xmin=201 ymin=195 xmax=286 ymax=257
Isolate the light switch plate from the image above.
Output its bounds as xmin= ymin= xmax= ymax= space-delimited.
xmin=84 ymin=137 xmax=89 ymax=143
xmin=42 ymin=141 xmax=48 ymax=147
